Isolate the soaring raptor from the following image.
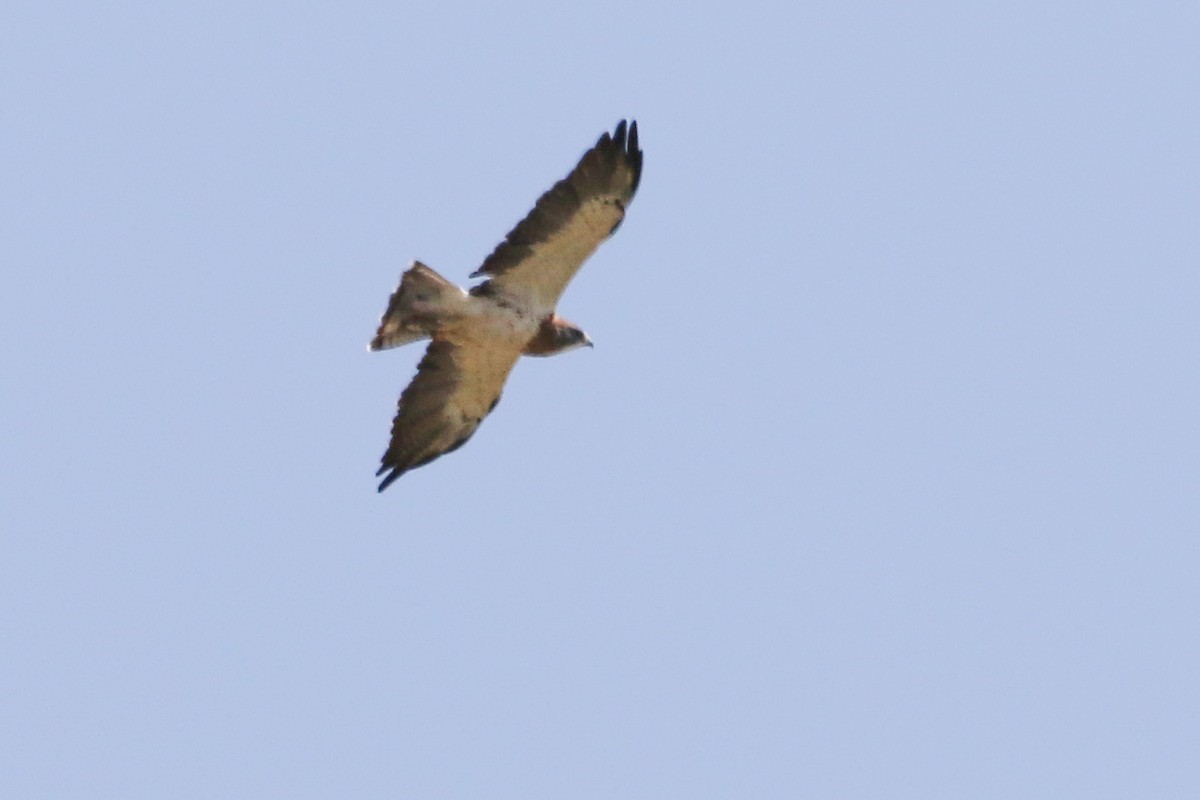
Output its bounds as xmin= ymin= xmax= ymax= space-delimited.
xmin=369 ymin=120 xmax=643 ymax=491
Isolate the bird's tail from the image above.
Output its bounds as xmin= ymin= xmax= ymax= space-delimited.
xmin=369 ymin=261 xmax=465 ymax=351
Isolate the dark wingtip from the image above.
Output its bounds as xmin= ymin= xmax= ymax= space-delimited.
xmin=621 ymin=118 xmax=643 ymax=195
xmin=376 ymin=463 xmax=403 ymax=492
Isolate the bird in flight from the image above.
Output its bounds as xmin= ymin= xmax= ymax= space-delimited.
xmin=368 ymin=120 xmax=643 ymax=491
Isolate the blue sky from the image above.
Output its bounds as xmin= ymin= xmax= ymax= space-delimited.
xmin=3 ymin=1 xmax=1198 ymax=797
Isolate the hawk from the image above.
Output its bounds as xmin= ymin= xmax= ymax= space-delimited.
xmin=369 ymin=120 xmax=643 ymax=491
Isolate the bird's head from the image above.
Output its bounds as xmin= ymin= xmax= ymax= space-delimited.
xmin=524 ymin=315 xmax=593 ymax=357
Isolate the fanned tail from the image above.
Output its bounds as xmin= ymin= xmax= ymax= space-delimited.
xmin=369 ymin=262 xmax=464 ymax=351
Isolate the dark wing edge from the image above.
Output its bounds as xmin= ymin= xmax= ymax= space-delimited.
xmin=375 ymin=339 xmax=517 ymax=492
xmin=469 ymin=119 xmax=643 ymax=280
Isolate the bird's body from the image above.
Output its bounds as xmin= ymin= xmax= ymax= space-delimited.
xmin=369 ymin=120 xmax=643 ymax=491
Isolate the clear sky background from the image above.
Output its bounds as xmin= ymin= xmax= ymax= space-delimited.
xmin=3 ymin=1 xmax=1198 ymax=797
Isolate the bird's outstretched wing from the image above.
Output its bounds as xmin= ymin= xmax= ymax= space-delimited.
xmin=470 ymin=119 xmax=643 ymax=317
xmin=376 ymin=338 xmax=521 ymax=491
